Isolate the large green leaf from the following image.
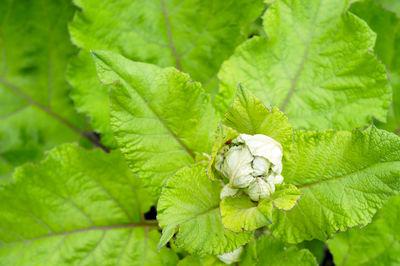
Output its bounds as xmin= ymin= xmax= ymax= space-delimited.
xmin=327 ymin=194 xmax=400 ymax=265
xmin=0 ymin=0 xmax=89 ymax=182
xmin=92 ymin=50 xmax=220 ymax=196
xmin=157 ymin=163 xmax=252 ymax=255
xmin=216 ymin=0 xmax=391 ymax=130
xmin=270 ymin=127 xmax=400 ymax=243
xmin=350 ymin=0 xmax=400 ymax=134
xmin=243 ymin=235 xmax=317 ymax=266
xmin=0 ymin=144 xmax=176 ymax=265
xmin=67 ymin=0 xmax=264 ymax=146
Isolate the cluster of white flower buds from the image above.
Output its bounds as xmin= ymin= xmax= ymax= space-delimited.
xmin=215 ymin=134 xmax=284 ymax=201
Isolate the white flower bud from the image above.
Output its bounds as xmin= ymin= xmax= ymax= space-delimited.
xmin=215 ymin=133 xmax=284 ymax=201
xmin=248 ymin=178 xmax=274 ymax=201
xmin=220 ymin=184 xmax=240 ymax=200
xmin=218 ymin=246 xmax=243 ymax=264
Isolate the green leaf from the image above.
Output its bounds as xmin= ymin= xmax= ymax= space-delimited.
xmin=157 ymin=163 xmax=252 ymax=255
xmin=327 ymin=194 xmax=400 ymax=265
xmin=0 ymin=0 xmax=87 ymax=178
xmin=0 ymin=144 xmax=177 ymax=265
xmin=220 ymin=184 xmax=301 ymax=232
xmin=220 ymin=196 xmax=271 ymax=233
xmin=92 ymin=50 xmax=220 ymax=196
xmin=216 ymin=0 xmax=391 ymax=130
xmin=223 ymin=84 xmax=293 ymax=150
xmin=243 ymin=234 xmax=318 ymax=266
xmin=271 ymin=184 xmax=302 ymax=210
xmin=67 ymin=0 xmax=264 ymax=144
xmin=270 ymin=127 xmax=400 ymax=243
xmin=350 ymin=0 xmax=400 ymax=134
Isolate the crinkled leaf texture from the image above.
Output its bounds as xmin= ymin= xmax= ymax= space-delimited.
xmin=242 ymin=235 xmax=318 ymax=266
xmin=157 ymin=163 xmax=252 ymax=255
xmin=67 ymin=0 xmax=264 ymax=146
xmin=327 ymin=194 xmax=400 ymax=265
xmin=0 ymin=0 xmax=85 ymax=181
xmin=350 ymin=0 xmax=400 ymax=134
xmin=271 ymin=127 xmax=400 ymax=243
xmin=0 ymin=144 xmax=176 ymax=265
xmin=220 ymin=184 xmax=301 ymax=232
xmin=92 ymin=50 xmax=220 ymax=196
xmin=216 ymin=0 xmax=391 ymax=130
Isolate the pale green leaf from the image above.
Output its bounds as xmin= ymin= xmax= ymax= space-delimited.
xmin=157 ymin=163 xmax=252 ymax=255
xmin=270 ymin=127 xmax=400 ymax=243
xmin=0 ymin=0 xmax=86 ymax=178
xmin=243 ymin=234 xmax=318 ymax=266
xmin=327 ymin=194 xmax=400 ymax=265
xmin=271 ymin=184 xmax=302 ymax=210
xmin=223 ymin=84 xmax=293 ymax=150
xmin=216 ymin=0 xmax=391 ymax=130
xmin=220 ymin=184 xmax=301 ymax=232
xmin=92 ymin=50 xmax=220 ymax=196
xmin=0 ymin=144 xmax=176 ymax=265
xmin=67 ymin=0 xmax=264 ymax=144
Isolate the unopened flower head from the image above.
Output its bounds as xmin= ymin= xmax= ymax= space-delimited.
xmin=216 ymin=134 xmax=284 ymax=201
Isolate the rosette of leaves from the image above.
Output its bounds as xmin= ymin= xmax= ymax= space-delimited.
xmin=207 ymin=84 xmax=302 ymax=233
xmin=89 ymin=50 xmax=400 ymax=256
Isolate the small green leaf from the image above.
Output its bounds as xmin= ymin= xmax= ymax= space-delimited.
xmin=157 ymin=163 xmax=252 ymax=255
xmin=220 ymin=184 xmax=300 ymax=232
xmin=221 ymin=196 xmax=271 ymax=232
xmin=271 ymin=184 xmax=301 ymax=210
xmin=223 ymin=84 xmax=293 ymax=150
xmin=92 ymin=50 xmax=220 ymax=196
xmin=158 ymin=225 xmax=178 ymax=250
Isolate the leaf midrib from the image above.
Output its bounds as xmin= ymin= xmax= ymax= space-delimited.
xmin=1 ymin=222 xmax=158 ymax=246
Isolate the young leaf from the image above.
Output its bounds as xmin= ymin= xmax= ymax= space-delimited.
xmin=67 ymin=0 xmax=264 ymax=144
xmin=0 ymin=0 xmax=87 ymax=181
xmin=243 ymin=234 xmax=318 ymax=265
xmin=157 ymin=163 xmax=252 ymax=255
xmin=0 ymin=144 xmax=177 ymax=265
xmin=327 ymin=194 xmax=400 ymax=265
xmin=216 ymin=0 xmax=391 ymax=130
xmin=207 ymin=86 xmax=293 ymax=180
xmin=220 ymin=184 xmax=301 ymax=232
xmin=223 ymin=84 xmax=293 ymax=150
xmin=271 ymin=127 xmax=400 ymax=243
xmin=92 ymin=50 xmax=220 ymax=196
